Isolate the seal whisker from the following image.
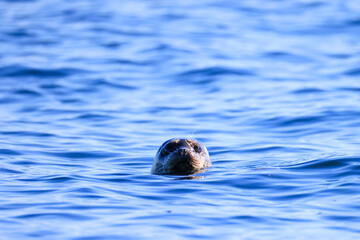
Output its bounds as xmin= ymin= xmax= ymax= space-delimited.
xmin=188 ymin=129 xmax=197 ymax=139
xmin=167 ymin=130 xmax=176 ymax=139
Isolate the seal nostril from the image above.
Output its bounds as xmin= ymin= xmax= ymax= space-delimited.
xmin=178 ymin=149 xmax=187 ymax=156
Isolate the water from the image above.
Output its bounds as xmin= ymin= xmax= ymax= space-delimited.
xmin=1 ymin=0 xmax=360 ymax=239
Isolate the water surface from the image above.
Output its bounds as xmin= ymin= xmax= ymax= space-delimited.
xmin=1 ymin=0 xmax=360 ymax=239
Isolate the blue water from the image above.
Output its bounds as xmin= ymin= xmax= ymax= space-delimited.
xmin=1 ymin=0 xmax=360 ymax=239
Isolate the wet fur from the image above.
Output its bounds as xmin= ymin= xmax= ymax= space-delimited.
xmin=152 ymin=138 xmax=211 ymax=175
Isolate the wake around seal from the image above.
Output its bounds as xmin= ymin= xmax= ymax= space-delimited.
xmin=152 ymin=138 xmax=211 ymax=175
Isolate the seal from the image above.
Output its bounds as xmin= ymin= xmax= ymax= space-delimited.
xmin=152 ymin=138 xmax=211 ymax=175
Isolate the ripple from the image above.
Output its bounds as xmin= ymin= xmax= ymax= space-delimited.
xmin=0 ymin=149 xmax=22 ymax=156
xmin=264 ymin=51 xmax=312 ymax=63
xmin=259 ymin=115 xmax=325 ymax=128
xmin=106 ymin=58 xmax=154 ymax=66
xmin=15 ymin=213 xmax=95 ymax=221
xmin=284 ymin=157 xmax=358 ymax=170
xmin=19 ymin=175 xmax=76 ymax=183
xmin=266 ymin=193 xmax=312 ymax=201
xmin=338 ymin=87 xmax=360 ymax=92
xmin=75 ymin=113 xmax=115 ymax=121
xmin=38 ymin=82 xmax=60 ymax=88
xmin=45 ymin=151 xmax=116 ymax=160
xmin=239 ymin=146 xmax=314 ymax=153
xmin=12 ymin=89 xmax=43 ymax=97
xmin=88 ymin=78 xmax=138 ymax=90
xmin=286 ymin=158 xmax=347 ymax=170
xmin=324 ymin=215 xmax=360 ymax=222
xmin=14 ymin=189 xmax=55 ymax=195
xmin=0 ymin=131 xmax=56 ymax=137
xmin=0 ymin=65 xmax=88 ymax=78
xmin=230 ymin=215 xmax=265 ymax=223
xmin=292 ymin=87 xmax=326 ymax=94
xmin=176 ymin=66 xmax=254 ymax=78
xmin=344 ymin=67 xmax=360 ymax=76
xmin=5 ymin=29 xmax=36 ymax=38
xmin=0 ymin=167 xmax=23 ymax=174
xmin=0 ymin=97 xmax=19 ymax=104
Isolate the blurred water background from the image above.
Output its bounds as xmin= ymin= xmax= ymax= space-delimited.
xmin=1 ymin=0 xmax=360 ymax=239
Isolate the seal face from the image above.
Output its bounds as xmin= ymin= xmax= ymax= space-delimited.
xmin=152 ymin=138 xmax=211 ymax=175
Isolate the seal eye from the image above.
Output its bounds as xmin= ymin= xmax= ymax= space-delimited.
xmin=193 ymin=145 xmax=202 ymax=153
xmin=165 ymin=142 xmax=177 ymax=153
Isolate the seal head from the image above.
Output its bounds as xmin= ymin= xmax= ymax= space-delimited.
xmin=152 ymin=138 xmax=211 ymax=175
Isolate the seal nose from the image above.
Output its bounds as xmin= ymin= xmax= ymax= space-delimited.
xmin=178 ymin=148 xmax=188 ymax=155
